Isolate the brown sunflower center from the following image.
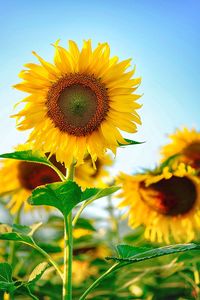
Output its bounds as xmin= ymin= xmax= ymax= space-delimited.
xmin=139 ymin=176 xmax=197 ymax=216
xmin=46 ymin=73 xmax=109 ymax=136
xmin=183 ymin=142 xmax=200 ymax=169
xmin=18 ymin=159 xmax=62 ymax=190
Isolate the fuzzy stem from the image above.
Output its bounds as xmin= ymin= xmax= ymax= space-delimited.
xmin=79 ymin=263 xmax=120 ymax=300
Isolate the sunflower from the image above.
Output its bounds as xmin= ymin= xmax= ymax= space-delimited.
xmin=0 ymin=157 xmax=61 ymax=214
xmin=13 ymin=40 xmax=142 ymax=167
xmin=0 ymin=146 xmax=113 ymax=214
xmin=75 ymin=153 xmax=113 ymax=188
xmin=161 ymin=128 xmax=200 ymax=173
xmin=118 ymin=164 xmax=200 ymax=243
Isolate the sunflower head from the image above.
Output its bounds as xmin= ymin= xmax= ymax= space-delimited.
xmin=13 ymin=40 xmax=142 ymax=167
xmin=0 ymin=154 xmax=62 ymax=214
xmin=118 ymin=164 xmax=200 ymax=244
xmin=161 ymin=128 xmax=200 ymax=173
xmin=75 ymin=153 xmax=113 ymax=188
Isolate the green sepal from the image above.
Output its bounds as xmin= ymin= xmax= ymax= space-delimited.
xmin=118 ymin=138 xmax=144 ymax=146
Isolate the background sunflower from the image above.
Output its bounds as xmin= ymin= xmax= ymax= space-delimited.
xmin=161 ymin=128 xmax=200 ymax=174
xmin=118 ymin=163 xmax=200 ymax=244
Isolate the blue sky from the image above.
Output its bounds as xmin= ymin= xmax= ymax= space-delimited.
xmin=1 ymin=0 xmax=199 ymax=174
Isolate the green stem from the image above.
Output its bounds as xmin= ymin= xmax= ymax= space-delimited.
xmin=79 ymin=263 xmax=119 ymax=300
xmin=9 ymin=206 xmax=22 ymax=267
xmin=72 ymin=201 xmax=88 ymax=227
xmin=63 ymin=161 xmax=76 ymax=300
xmin=50 ymin=164 xmax=66 ymax=181
xmin=107 ymin=196 xmax=120 ymax=244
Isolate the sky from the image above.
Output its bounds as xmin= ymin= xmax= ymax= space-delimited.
xmin=0 ymin=0 xmax=200 ymax=175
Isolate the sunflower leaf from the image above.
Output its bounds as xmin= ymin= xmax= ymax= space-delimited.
xmin=0 ymin=263 xmax=15 ymax=293
xmin=116 ymin=244 xmax=150 ymax=258
xmin=81 ymin=186 xmax=120 ymax=202
xmin=28 ymin=180 xmax=82 ymax=217
xmin=0 ymin=231 xmax=33 ymax=245
xmin=118 ymin=138 xmax=144 ymax=146
xmin=0 ymin=150 xmax=52 ymax=167
xmin=28 ymin=262 xmax=49 ymax=284
xmin=106 ymin=243 xmax=200 ymax=263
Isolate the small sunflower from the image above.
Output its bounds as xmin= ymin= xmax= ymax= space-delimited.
xmin=118 ymin=164 xmax=200 ymax=243
xmin=13 ymin=40 xmax=142 ymax=167
xmin=161 ymin=128 xmax=200 ymax=173
xmin=0 ymin=146 xmax=112 ymax=214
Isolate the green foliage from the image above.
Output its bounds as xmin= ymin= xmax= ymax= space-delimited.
xmin=116 ymin=244 xmax=149 ymax=258
xmin=28 ymin=262 xmax=49 ymax=285
xmin=81 ymin=186 xmax=120 ymax=202
xmin=29 ymin=181 xmax=120 ymax=218
xmin=0 ymin=262 xmax=49 ymax=299
xmin=0 ymin=223 xmax=42 ymax=245
xmin=0 ymin=150 xmax=52 ymax=167
xmin=29 ymin=181 xmax=82 ymax=217
xmin=107 ymin=243 xmax=200 ymax=263
xmin=0 ymin=263 xmax=15 ymax=293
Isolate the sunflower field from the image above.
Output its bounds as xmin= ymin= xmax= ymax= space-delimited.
xmin=1 ymin=1 xmax=200 ymax=300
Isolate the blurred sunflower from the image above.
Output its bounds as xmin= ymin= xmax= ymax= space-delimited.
xmin=0 ymin=147 xmax=112 ymax=214
xmin=118 ymin=164 xmax=200 ymax=243
xmin=0 ymin=157 xmax=61 ymax=214
xmin=161 ymin=128 xmax=200 ymax=173
xmin=13 ymin=40 xmax=141 ymax=167
xmin=75 ymin=153 xmax=113 ymax=188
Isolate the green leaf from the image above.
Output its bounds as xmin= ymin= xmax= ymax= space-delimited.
xmin=75 ymin=218 xmax=96 ymax=231
xmin=118 ymin=138 xmax=144 ymax=146
xmin=0 ymin=263 xmax=12 ymax=283
xmin=0 ymin=150 xmax=52 ymax=167
xmin=13 ymin=224 xmax=32 ymax=235
xmin=106 ymin=243 xmax=200 ymax=263
xmin=0 ymin=223 xmax=41 ymax=246
xmin=28 ymin=262 xmax=49 ymax=284
xmin=116 ymin=244 xmax=149 ymax=258
xmin=82 ymin=186 xmax=120 ymax=202
xmin=81 ymin=188 xmax=99 ymax=201
xmin=0 ymin=223 xmax=42 ymax=240
xmin=0 ymin=232 xmax=33 ymax=244
xmin=29 ymin=180 xmax=82 ymax=217
xmin=0 ymin=263 xmax=15 ymax=292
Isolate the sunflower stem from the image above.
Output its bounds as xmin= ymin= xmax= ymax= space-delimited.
xmin=79 ymin=263 xmax=120 ymax=300
xmin=72 ymin=201 xmax=88 ymax=227
xmin=63 ymin=162 xmax=76 ymax=300
xmin=9 ymin=205 xmax=22 ymax=267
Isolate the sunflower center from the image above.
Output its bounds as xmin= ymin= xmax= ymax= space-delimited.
xmin=46 ymin=74 xmax=109 ymax=136
xmin=18 ymin=161 xmax=61 ymax=190
xmin=183 ymin=142 xmax=200 ymax=169
xmin=58 ymin=84 xmax=97 ymax=127
xmin=140 ymin=176 xmax=196 ymax=216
